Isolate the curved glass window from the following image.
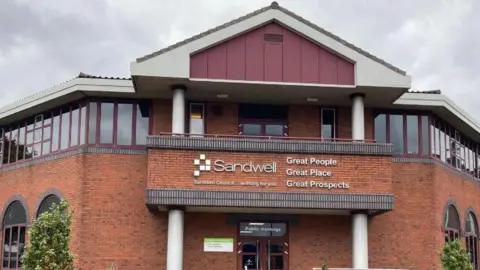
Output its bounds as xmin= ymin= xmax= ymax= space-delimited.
xmin=37 ymin=195 xmax=61 ymax=217
xmin=2 ymin=201 xmax=27 ymax=269
xmin=444 ymin=204 xmax=460 ymax=242
xmin=466 ymin=212 xmax=479 ymax=270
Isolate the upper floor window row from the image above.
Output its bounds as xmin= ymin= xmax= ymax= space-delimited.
xmin=374 ymin=112 xmax=430 ymax=155
xmin=190 ymin=103 xmax=336 ymax=139
xmin=374 ymin=111 xmax=480 ymax=179
xmin=0 ymin=99 xmax=150 ymax=166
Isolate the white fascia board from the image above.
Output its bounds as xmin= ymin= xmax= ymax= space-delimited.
xmin=396 ymin=93 xmax=480 ymax=134
xmin=131 ymin=9 xmax=411 ymax=89
xmin=0 ymin=78 xmax=134 ymax=120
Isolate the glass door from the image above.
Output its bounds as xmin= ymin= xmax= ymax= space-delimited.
xmin=238 ymin=239 xmax=288 ymax=270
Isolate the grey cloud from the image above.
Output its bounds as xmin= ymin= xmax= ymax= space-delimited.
xmin=0 ymin=0 xmax=479 ymax=122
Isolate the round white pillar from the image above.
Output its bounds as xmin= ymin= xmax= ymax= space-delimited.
xmin=171 ymin=86 xmax=186 ymax=135
xmin=351 ymin=93 xmax=365 ymax=141
xmin=352 ymin=212 xmax=368 ymax=269
xmin=166 ymin=208 xmax=185 ymax=270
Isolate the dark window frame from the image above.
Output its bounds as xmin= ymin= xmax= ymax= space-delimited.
xmin=466 ymin=211 xmax=479 ymax=270
xmin=373 ymin=110 xmax=431 ymax=157
xmin=444 ymin=204 xmax=461 ymax=243
xmin=320 ymin=107 xmax=337 ymax=141
xmin=237 ymin=104 xmax=289 ymax=138
xmin=36 ymin=195 xmax=62 ymax=218
xmin=431 ymin=115 xmax=479 ymax=177
xmin=0 ymin=98 xmax=151 ymax=168
xmin=2 ymin=201 xmax=27 ymax=270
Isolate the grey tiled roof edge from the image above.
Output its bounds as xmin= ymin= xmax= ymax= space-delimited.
xmin=135 ymin=2 xmax=407 ymax=76
xmin=146 ymin=188 xmax=394 ymax=211
xmin=0 ymin=147 xmax=146 ymax=173
xmin=146 ymin=135 xmax=393 ymax=156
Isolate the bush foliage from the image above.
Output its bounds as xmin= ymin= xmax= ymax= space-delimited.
xmin=441 ymin=238 xmax=474 ymax=270
xmin=21 ymin=200 xmax=75 ymax=270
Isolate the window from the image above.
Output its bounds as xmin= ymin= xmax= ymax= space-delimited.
xmin=2 ymin=201 xmax=27 ymax=269
xmin=466 ymin=212 xmax=479 ymax=270
xmin=444 ymin=204 xmax=460 ymax=243
xmin=238 ymin=104 xmax=288 ymax=137
xmin=431 ymin=116 xmax=478 ymax=175
xmin=37 ymin=195 xmax=61 ymax=218
xmin=374 ymin=113 xmax=430 ymax=155
xmin=117 ymin=103 xmax=134 ymax=145
xmin=189 ymin=103 xmax=205 ymax=136
xmin=321 ymin=108 xmax=335 ymax=140
xmin=0 ymin=99 xmax=150 ymax=167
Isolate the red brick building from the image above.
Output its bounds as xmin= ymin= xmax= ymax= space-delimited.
xmin=1 ymin=2 xmax=479 ymax=270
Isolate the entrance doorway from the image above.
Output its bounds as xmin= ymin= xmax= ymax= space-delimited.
xmin=237 ymin=222 xmax=289 ymax=270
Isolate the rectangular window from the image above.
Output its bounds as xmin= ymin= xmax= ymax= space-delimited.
xmin=100 ymin=103 xmax=114 ymax=144
xmin=4 ymin=128 xmax=11 ymax=164
xmin=10 ymin=126 xmax=19 ymax=163
xmin=440 ymin=127 xmax=446 ymax=162
xmin=135 ymin=103 xmax=149 ymax=145
xmin=406 ymin=115 xmax=419 ymax=154
xmin=321 ymin=108 xmax=335 ymax=140
xmin=88 ymin=102 xmax=97 ymax=144
xmin=117 ymin=103 xmax=133 ymax=145
xmin=79 ymin=104 xmax=86 ymax=145
xmin=238 ymin=104 xmax=288 ymax=137
xmin=17 ymin=125 xmax=25 ymax=161
xmin=60 ymin=109 xmax=70 ymax=150
xmin=0 ymin=129 xmax=3 ymax=165
xmin=374 ymin=114 xmax=387 ymax=143
xmin=52 ymin=113 xmax=60 ymax=152
xmin=421 ymin=116 xmax=429 ymax=155
xmin=189 ymin=103 xmax=205 ymax=136
xmin=70 ymin=106 xmax=79 ymax=147
xmin=389 ymin=115 xmax=404 ymax=154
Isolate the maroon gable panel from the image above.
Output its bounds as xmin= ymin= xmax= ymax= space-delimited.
xmin=190 ymin=22 xmax=355 ymax=85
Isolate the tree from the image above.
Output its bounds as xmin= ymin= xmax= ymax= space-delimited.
xmin=21 ymin=200 xmax=75 ymax=270
xmin=441 ymin=238 xmax=474 ymax=270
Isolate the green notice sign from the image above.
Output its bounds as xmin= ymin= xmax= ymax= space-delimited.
xmin=203 ymin=238 xmax=234 ymax=252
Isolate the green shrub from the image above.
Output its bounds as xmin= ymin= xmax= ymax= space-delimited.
xmin=21 ymin=200 xmax=75 ymax=270
xmin=441 ymin=238 xmax=474 ymax=270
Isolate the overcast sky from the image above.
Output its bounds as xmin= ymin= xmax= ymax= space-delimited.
xmin=1 ymin=0 xmax=479 ymax=120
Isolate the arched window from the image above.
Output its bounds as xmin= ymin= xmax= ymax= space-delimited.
xmin=36 ymin=195 xmax=61 ymax=218
xmin=2 ymin=201 xmax=27 ymax=269
xmin=444 ymin=204 xmax=460 ymax=242
xmin=466 ymin=212 xmax=479 ymax=270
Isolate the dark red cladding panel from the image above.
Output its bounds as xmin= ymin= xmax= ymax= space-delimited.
xmin=190 ymin=22 xmax=355 ymax=85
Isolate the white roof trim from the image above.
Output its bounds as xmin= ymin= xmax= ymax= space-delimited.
xmin=0 ymin=78 xmax=134 ymax=120
xmin=396 ymin=92 xmax=480 ymax=134
xmin=130 ymin=8 xmax=411 ymax=89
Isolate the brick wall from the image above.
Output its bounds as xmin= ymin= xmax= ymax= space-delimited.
xmin=0 ymin=155 xmax=85 ymax=259
xmin=0 ymin=152 xmax=166 ymax=270
xmin=148 ymin=150 xmax=393 ymax=194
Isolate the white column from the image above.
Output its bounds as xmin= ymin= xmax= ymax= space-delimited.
xmin=352 ymin=212 xmax=368 ymax=269
xmin=166 ymin=209 xmax=184 ymax=270
xmin=351 ymin=93 xmax=365 ymax=141
xmin=172 ymin=86 xmax=186 ymax=134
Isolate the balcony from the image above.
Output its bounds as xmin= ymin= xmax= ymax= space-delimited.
xmin=147 ymin=133 xmax=393 ymax=156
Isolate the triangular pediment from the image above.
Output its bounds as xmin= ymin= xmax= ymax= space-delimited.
xmin=131 ymin=2 xmax=411 ymax=88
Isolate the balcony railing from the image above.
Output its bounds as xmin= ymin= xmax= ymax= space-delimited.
xmin=158 ymin=132 xmax=378 ymax=143
xmin=146 ymin=133 xmax=393 ymax=156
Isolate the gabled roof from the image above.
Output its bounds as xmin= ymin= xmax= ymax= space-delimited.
xmin=135 ymin=1 xmax=406 ymax=76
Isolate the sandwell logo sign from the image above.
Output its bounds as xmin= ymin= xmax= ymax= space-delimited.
xmin=193 ymin=154 xmax=276 ymax=177
xmin=193 ymin=154 xmax=212 ymax=176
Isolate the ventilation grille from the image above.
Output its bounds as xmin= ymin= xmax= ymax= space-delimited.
xmin=264 ymin=33 xmax=283 ymax=43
